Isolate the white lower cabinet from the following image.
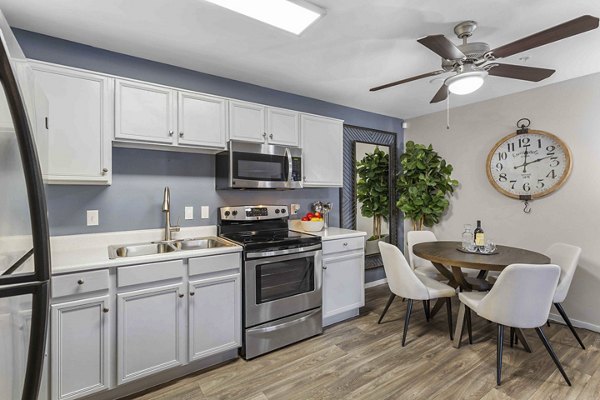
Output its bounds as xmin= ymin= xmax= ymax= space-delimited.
xmin=188 ymin=273 xmax=241 ymax=361
xmin=50 ymin=296 xmax=110 ymax=400
xmin=322 ymin=240 xmax=365 ymax=326
xmin=117 ymin=283 xmax=186 ymax=384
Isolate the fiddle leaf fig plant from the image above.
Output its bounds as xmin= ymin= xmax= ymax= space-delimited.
xmin=356 ymin=146 xmax=389 ymax=241
xmin=396 ymin=141 xmax=458 ymax=230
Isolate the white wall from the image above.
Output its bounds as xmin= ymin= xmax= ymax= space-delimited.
xmin=406 ymin=72 xmax=600 ymax=331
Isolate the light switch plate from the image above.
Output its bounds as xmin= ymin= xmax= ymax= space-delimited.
xmin=290 ymin=204 xmax=301 ymax=215
xmin=201 ymin=206 xmax=209 ymax=219
xmin=87 ymin=210 xmax=99 ymax=226
xmin=185 ymin=206 xmax=194 ymax=220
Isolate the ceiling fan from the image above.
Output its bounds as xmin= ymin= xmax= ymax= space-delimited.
xmin=370 ymin=15 xmax=600 ymax=103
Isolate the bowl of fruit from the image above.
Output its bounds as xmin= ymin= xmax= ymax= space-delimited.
xmin=300 ymin=212 xmax=324 ymax=232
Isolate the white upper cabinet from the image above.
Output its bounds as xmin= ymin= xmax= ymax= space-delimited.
xmin=177 ymin=91 xmax=227 ymax=149
xmin=31 ymin=61 xmax=113 ymax=185
xmin=115 ymin=79 xmax=176 ymax=145
xmin=266 ymin=107 xmax=299 ymax=147
xmin=229 ymin=100 xmax=266 ymax=143
xmin=300 ymin=114 xmax=344 ymax=187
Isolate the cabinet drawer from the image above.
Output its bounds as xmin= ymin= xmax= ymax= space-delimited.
xmin=322 ymin=237 xmax=364 ymax=255
xmin=188 ymin=252 xmax=241 ymax=277
xmin=118 ymin=260 xmax=184 ymax=288
xmin=52 ymin=269 xmax=109 ymax=299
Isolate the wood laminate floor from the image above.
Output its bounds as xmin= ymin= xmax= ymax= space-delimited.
xmin=130 ymin=284 xmax=600 ymax=400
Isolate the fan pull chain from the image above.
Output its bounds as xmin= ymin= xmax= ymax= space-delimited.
xmin=446 ymin=94 xmax=450 ymax=130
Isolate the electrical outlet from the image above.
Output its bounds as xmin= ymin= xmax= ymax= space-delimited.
xmin=185 ymin=206 xmax=194 ymax=220
xmin=290 ymin=204 xmax=301 ymax=215
xmin=201 ymin=206 xmax=209 ymax=219
xmin=87 ymin=210 xmax=99 ymax=226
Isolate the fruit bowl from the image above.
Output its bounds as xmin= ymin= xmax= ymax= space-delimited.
xmin=301 ymin=220 xmax=324 ymax=232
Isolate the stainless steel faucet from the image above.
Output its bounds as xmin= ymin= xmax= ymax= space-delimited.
xmin=162 ymin=186 xmax=180 ymax=241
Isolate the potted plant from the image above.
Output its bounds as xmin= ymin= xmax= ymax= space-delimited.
xmin=396 ymin=141 xmax=458 ymax=231
xmin=356 ymin=146 xmax=390 ymax=255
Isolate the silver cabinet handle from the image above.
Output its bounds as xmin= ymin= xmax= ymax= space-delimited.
xmin=322 ymin=265 xmax=328 ymax=270
xmin=103 ymin=308 xmax=109 ymax=313
xmin=178 ymin=293 xmax=184 ymax=298
xmin=102 ymin=168 xmax=109 ymax=174
xmin=169 ymin=130 xmax=174 ymax=136
xmin=77 ymin=279 xmax=84 ymax=285
xmin=269 ymin=133 xmax=274 ymax=139
xmin=190 ymin=292 xmax=195 ymax=296
xmin=179 ymin=132 xmax=184 ymax=138
xmin=45 ymin=117 xmax=49 ymax=130
xmin=343 ymin=242 xmax=348 ymax=247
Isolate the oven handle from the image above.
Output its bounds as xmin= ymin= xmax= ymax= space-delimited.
xmin=249 ymin=308 xmax=321 ymax=334
xmin=246 ymin=244 xmax=322 ymax=259
xmin=285 ymin=147 xmax=293 ymax=183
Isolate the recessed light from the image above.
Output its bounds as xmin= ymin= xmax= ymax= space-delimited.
xmin=204 ymin=0 xmax=324 ymax=35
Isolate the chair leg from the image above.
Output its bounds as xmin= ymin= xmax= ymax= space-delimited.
xmin=510 ymin=327 xmax=515 ymax=348
xmin=547 ymin=320 xmax=551 ymax=327
xmin=554 ymin=303 xmax=586 ymax=350
xmin=534 ymin=327 xmax=572 ymax=386
xmin=378 ymin=293 xmax=396 ymax=324
xmin=423 ymin=300 xmax=431 ymax=322
xmin=446 ymin=298 xmax=453 ymax=340
xmin=465 ymin=307 xmax=473 ymax=345
xmin=402 ymin=299 xmax=413 ymax=347
xmin=497 ymin=324 xmax=504 ymax=386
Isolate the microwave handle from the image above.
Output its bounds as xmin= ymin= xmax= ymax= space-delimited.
xmin=285 ymin=147 xmax=293 ymax=182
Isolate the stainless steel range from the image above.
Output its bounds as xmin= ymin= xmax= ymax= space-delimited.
xmin=218 ymin=205 xmax=323 ymax=359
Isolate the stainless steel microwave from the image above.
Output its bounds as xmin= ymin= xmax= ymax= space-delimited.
xmin=216 ymin=141 xmax=303 ymax=189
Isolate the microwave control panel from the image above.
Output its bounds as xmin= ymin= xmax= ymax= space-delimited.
xmin=291 ymin=157 xmax=302 ymax=181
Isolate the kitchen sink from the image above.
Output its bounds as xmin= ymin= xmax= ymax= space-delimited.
xmin=108 ymin=236 xmax=235 ymax=259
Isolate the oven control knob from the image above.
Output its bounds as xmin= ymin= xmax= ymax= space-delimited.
xmin=232 ymin=210 xmax=238 ymax=216
xmin=281 ymin=208 xmax=286 ymax=214
xmin=275 ymin=209 xmax=280 ymax=214
xmin=224 ymin=211 xmax=230 ymax=217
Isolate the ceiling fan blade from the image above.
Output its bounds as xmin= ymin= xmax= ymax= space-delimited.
xmin=487 ymin=63 xmax=555 ymax=82
xmin=430 ymin=84 xmax=448 ymax=103
xmin=490 ymin=15 xmax=599 ymax=59
xmin=369 ymin=70 xmax=445 ymax=92
xmin=417 ymin=35 xmax=465 ymax=60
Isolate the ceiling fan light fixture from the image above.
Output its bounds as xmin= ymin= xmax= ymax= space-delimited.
xmin=446 ymin=70 xmax=488 ymax=95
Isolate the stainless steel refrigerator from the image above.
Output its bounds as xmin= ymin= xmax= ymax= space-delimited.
xmin=0 ymin=9 xmax=51 ymax=400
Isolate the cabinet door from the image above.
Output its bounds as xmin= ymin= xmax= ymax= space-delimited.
xmin=300 ymin=114 xmax=343 ymax=187
xmin=117 ymin=283 xmax=185 ymax=384
xmin=31 ymin=62 xmax=113 ymax=185
xmin=178 ymin=91 xmax=227 ymax=148
xmin=266 ymin=107 xmax=299 ymax=147
xmin=188 ymin=273 xmax=241 ymax=361
xmin=115 ymin=79 xmax=176 ymax=145
xmin=51 ymin=296 xmax=110 ymax=400
xmin=229 ymin=100 xmax=265 ymax=143
xmin=323 ymin=251 xmax=365 ymax=320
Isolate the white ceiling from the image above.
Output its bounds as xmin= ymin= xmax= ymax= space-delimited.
xmin=1 ymin=0 xmax=599 ymax=119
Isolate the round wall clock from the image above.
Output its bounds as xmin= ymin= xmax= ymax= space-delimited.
xmin=486 ymin=129 xmax=572 ymax=199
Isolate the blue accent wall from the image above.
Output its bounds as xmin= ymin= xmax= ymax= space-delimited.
xmin=13 ymin=29 xmax=402 ymax=284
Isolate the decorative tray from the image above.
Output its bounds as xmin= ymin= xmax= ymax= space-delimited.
xmin=456 ymin=247 xmax=498 ymax=256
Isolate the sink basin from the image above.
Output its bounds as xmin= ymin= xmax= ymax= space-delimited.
xmin=108 ymin=236 xmax=234 ymax=259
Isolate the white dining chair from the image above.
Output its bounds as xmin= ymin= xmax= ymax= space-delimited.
xmin=546 ymin=243 xmax=584 ymax=349
xmin=378 ymin=242 xmax=455 ymax=346
xmin=406 ymin=230 xmax=445 ymax=280
xmin=458 ymin=263 xmax=570 ymax=386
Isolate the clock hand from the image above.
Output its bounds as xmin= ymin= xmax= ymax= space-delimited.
xmin=522 ymin=148 xmax=529 ymax=173
xmin=514 ymin=155 xmax=553 ymax=170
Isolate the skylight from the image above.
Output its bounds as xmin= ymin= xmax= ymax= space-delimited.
xmin=205 ymin=0 xmax=324 ymax=35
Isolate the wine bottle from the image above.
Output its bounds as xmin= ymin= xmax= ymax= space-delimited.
xmin=474 ymin=220 xmax=485 ymax=249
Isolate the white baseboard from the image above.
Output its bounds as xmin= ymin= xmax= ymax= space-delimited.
xmin=365 ymin=278 xmax=387 ymax=289
xmin=548 ymin=312 xmax=600 ymax=334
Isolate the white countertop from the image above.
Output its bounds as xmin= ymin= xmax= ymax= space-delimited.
xmin=50 ymin=226 xmax=242 ymax=275
xmin=289 ymin=221 xmax=367 ymax=241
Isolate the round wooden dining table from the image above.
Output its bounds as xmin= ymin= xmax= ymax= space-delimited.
xmin=412 ymin=241 xmax=550 ymax=348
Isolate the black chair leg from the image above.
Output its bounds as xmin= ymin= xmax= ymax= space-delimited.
xmin=402 ymin=299 xmax=413 ymax=347
xmin=446 ymin=298 xmax=453 ymax=340
xmin=423 ymin=300 xmax=431 ymax=322
xmin=554 ymin=303 xmax=586 ymax=350
xmin=534 ymin=327 xmax=572 ymax=386
xmin=497 ymin=324 xmax=504 ymax=386
xmin=465 ymin=307 xmax=473 ymax=344
xmin=510 ymin=327 xmax=515 ymax=348
xmin=378 ymin=293 xmax=396 ymax=324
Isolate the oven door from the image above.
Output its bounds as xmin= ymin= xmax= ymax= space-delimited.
xmin=229 ymin=141 xmax=302 ymax=189
xmin=245 ymin=248 xmax=322 ymax=327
